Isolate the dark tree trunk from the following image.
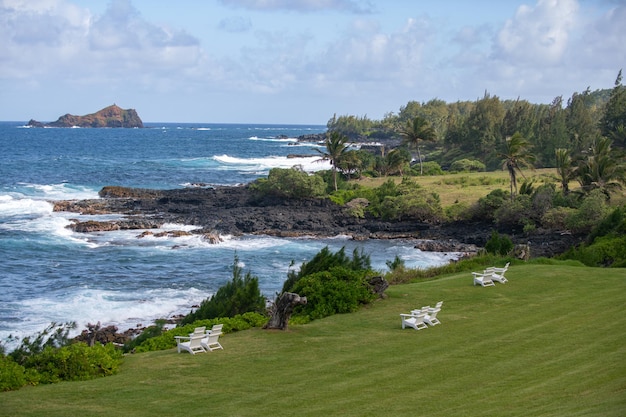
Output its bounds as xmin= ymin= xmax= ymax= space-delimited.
xmin=264 ymin=292 xmax=307 ymax=330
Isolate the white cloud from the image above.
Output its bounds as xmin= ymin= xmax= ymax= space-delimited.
xmin=0 ymin=0 xmax=218 ymax=89
xmin=218 ymin=0 xmax=375 ymax=14
xmin=493 ymin=0 xmax=579 ymax=66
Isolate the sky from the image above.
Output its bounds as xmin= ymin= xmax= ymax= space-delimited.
xmin=1 ymin=0 xmax=624 ymax=124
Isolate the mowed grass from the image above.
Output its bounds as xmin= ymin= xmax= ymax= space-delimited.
xmin=2 ymin=264 xmax=625 ymax=416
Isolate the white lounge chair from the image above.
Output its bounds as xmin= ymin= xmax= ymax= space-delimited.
xmin=400 ymin=312 xmax=428 ymax=330
xmin=175 ymin=333 xmax=207 ymax=355
xmin=485 ymin=262 xmax=510 ymax=283
xmin=208 ymin=324 xmax=223 ymax=335
xmin=472 ymin=271 xmax=495 ymax=287
xmin=201 ymin=332 xmax=223 ymax=351
xmin=424 ymin=306 xmax=442 ymax=326
xmin=189 ymin=326 xmax=206 ymax=336
xmin=488 ymin=262 xmax=510 ymax=275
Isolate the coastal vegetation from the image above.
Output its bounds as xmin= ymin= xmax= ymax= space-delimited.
xmin=2 ymin=263 xmax=624 ymax=416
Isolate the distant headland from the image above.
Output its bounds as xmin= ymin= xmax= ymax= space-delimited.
xmin=27 ymin=104 xmax=143 ymax=128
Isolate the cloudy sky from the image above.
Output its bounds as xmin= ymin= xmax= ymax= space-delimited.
xmin=1 ymin=0 xmax=624 ymax=124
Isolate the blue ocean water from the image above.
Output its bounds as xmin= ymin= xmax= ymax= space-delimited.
xmin=0 ymin=121 xmax=459 ymax=346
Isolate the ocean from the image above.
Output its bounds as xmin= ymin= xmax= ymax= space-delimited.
xmin=0 ymin=121 xmax=460 ymax=348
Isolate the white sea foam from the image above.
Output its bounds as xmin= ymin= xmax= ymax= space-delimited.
xmin=18 ymin=183 xmax=100 ymax=201
xmin=0 ymin=195 xmax=53 ymax=218
xmin=213 ymin=154 xmax=331 ymax=172
xmin=249 ymin=136 xmax=298 ymax=143
xmin=2 ymin=287 xmax=210 ymax=346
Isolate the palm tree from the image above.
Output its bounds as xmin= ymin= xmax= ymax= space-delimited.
xmin=554 ymin=148 xmax=576 ymax=195
xmin=577 ymin=136 xmax=626 ymax=199
xmin=398 ymin=117 xmax=437 ymax=175
xmin=317 ymin=131 xmax=349 ymax=191
xmin=499 ymin=132 xmax=535 ymax=200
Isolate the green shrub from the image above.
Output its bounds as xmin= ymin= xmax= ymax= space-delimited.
xmin=386 ymin=255 xmax=405 ymax=271
xmin=280 ymin=246 xmax=375 ymax=322
xmin=561 ymin=235 xmax=626 ymax=267
xmin=251 ymin=167 xmax=326 ymax=199
xmin=449 ymin=158 xmax=486 ymax=172
xmin=494 ymin=195 xmax=532 ymax=230
xmin=445 ymin=202 xmax=472 ymax=221
xmin=24 ymin=342 xmax=122 ymax=384
xmin=471 ymin=189 xmax=509 ymax=221
xmin=485 ymin=230 xmax=514 ymax=256
xmin=282 ymin=246 xmax=371 ymax=293
xmin=587 ymin=206 xmax=625 ymax=243
xmin=181 ymin=255 xmax=266 ymax=324
xmin=541 ymin=206 xmax=576 ymax=230
xmin=415 ymin=161 xmax=444 ymax=176
xmin=289 ymin=267 xmax=376 ymax=321
xmin=0 ymin=356 xmax=29 ymax=391
xmin=565 ymin=189 xmax=610 ymax=233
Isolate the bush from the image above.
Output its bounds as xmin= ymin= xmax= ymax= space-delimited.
xmin=450 ymin=158 xmax=486 ymax=172
xmin=23 ymin=342 xmax=122 ymax=385
xmin=251 ymin=167 xmax=326 ymax=199
xmin=494 ymin=195 xmax=533 ymax=230
xmin=0 ymin=356 xmax=29 ymax=391
xmin=485 ymin=230 xmax=514 ymax=256
xmin=565 ymin=189 xmax=610 ymax=234
xmin=289 ymin=267 xmax=376 ymax=321
xmin=282 ymin=246 xmax=371 ymax=293
xmin=445 ymin=202 xmax=472 ymax=222
xmin=413 ymin=161 xmax=444 ymax=176
xmin=561 ymin=235 xmax=626 ymax=267
xmin=280 ymin=246 xmax=375 ymax=322
xmin=471 ymin=189 xmax=509 ymax=221
xmin=541 ymin=206 xmax=576 ymax=230
xmin=181 ymin=256 xmax=266 ymax=325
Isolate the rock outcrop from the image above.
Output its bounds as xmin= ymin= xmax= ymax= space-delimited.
xmin=28 ymin=104 xmax=143 ymax=128
xmin=49 ymin=185 xmax=587 ymax=258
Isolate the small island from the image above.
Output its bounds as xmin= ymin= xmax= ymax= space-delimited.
xmin=27 ymin=104 xmax=143 ymax=128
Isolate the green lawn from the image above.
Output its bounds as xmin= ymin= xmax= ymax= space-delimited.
xmin=2 ymin=264 xmax=625 ymax=416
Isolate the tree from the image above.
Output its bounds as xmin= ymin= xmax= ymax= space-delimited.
xmin=385 ymin=148 xmax=411 ymax=176
xmin=464 ymin=92 xmax=505 ymax=160
xmin=576 ymin=136 xmax=626 ymax=199
xmin=398 ymin=116 xmax=437 ymax=175
xmin=566 ymin=87 xmax=600 ymax=153
xmin=317 ymin=131 xmax=349 ymax=191
xmin=181 ymin=255 xmax=266 ymax=324
xmin=554 ymin=148 xmax=576 ymax=195
xmin=600 ymin=69 xmax=626 ymax=148
xmin=499 ymin=132 xmax=535 ymax=200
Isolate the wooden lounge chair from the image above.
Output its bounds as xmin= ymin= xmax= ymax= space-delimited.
xmin=175 ymin=333 xmax=207 ymax=355
xmin=485 ymin=262 xmax=510 ymax=283
xmin=424 ymin=305 xmax=442 ymax=326
xmin=400 ymin=311 xmax=428 ymax=330
xmin=208 ymin=324 xmax=223 ymax=335
xmin=201 ymin=332 xmax=223 ymax=351
xmin=472 ymin=271 xmax=495 ymax=287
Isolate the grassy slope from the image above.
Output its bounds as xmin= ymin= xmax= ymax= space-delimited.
xmin=355 ymin=169 xmax=626 ymax=208
xmin=2 ymin=264 xmax=625 ymax=416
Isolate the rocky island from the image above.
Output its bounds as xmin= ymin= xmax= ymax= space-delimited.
xmin=27 ymin=104 xmax=143 ymax=128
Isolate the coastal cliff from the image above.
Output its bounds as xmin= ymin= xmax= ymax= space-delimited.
xmin=28 ymin=104 xmax=143 ymax=128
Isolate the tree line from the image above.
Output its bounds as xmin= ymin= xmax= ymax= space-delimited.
xmin=326 ymin=70 xmax=626 ymax=172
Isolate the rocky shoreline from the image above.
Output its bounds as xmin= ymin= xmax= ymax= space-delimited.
xmin=54 ymin=184 xmax=585 ymax=346
xmin=54 ymin=185 xmax=585 ymax=259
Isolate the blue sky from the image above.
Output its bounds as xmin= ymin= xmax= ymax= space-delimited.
xmin=1 ymin=0 xmax=624 ymax=124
